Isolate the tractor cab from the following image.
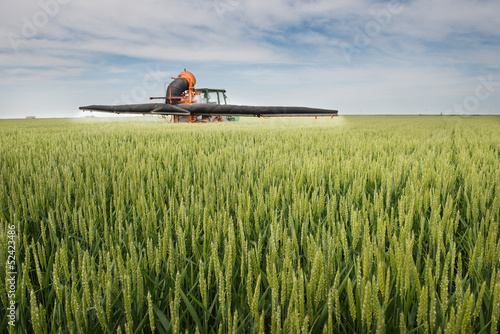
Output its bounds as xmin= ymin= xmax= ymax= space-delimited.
xmin=197 ymin=88 xmax=227 ymax=105
xmin=171 ymin=88 xmax=239 ymax=123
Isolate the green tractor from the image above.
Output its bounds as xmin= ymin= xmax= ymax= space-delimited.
xmin=171 ymin=88 xmax=239 ymax=123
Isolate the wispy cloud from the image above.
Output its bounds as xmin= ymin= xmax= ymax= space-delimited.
xmin=0 ymin=0 xmax=499 ymax=117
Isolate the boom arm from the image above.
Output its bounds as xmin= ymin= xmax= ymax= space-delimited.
xmin=79 ymin=103 xmax=338 ymax=117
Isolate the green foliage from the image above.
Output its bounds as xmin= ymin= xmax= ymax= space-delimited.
xmin=0 ymin=116 xmax=499 ymax=333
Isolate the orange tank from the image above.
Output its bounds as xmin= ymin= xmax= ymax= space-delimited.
xmin=178 ymin=70 xmax=196 ymax=88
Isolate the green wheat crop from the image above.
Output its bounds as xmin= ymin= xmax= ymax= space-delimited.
xmin=0 ymin=116 xmax=499 ymax=333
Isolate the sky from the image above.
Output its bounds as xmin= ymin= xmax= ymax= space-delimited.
xmin=1 ymin=0 xmax=499 ymax=118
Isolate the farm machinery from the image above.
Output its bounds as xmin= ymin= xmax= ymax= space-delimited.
xmin=80 ymin=70 xmax=338 ymax=121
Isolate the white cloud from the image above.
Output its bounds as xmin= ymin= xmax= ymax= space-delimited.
xmin=0 ymin=0 xmax=499 ymax=117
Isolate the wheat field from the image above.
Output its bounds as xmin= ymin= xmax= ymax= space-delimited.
xmin=1 ymin=116 xmax=499 ymax=333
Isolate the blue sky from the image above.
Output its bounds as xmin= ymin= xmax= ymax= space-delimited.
xmin=1 ymin=0 xmax=499 ymax=118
